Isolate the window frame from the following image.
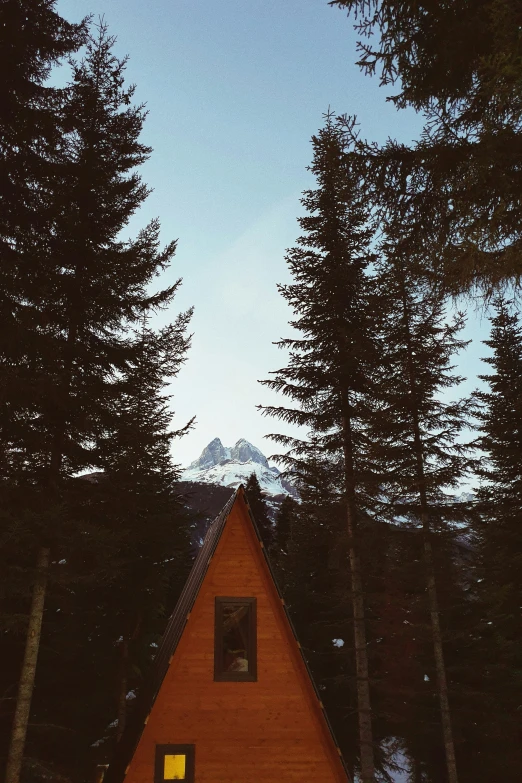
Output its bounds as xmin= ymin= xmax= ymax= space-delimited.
xmin=154 ymin=744 xmax=195 ymax=783
xmin=214 ymin=596 xmax=257 ymax=682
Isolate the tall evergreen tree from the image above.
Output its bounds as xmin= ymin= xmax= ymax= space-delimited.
xmin=368 ymin=234 xmax=475 ymax=782
xmin=2 ymin=19 xmax=189 ymax=782
xmin=473 ymin=297 xmax=522 ymax=703
xmin=1 ymin=312 xmax=196 ymax=783
xmin=85 ymin=310 xmax=194 ymax=747
xmin=3 ymin=19 xmax=178 ymax=487
xmin=0 ymin=5 xmax=86 ymax=781
xmin=330 ymin=0 xmax=522 ymax=296
xmin=0 ymin=1 xmax=87 ymax=474
xmin=260 ymin=113 xmax=380 ymax=782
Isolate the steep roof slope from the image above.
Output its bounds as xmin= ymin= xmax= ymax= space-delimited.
xmin=105 ymin=486 xmax=349 ymax=782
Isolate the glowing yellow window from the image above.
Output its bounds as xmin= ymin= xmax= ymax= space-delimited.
xmin=155 ymin=745 xmax=194 ymax=783
xmin=163 ymin=754 xmax=185 ymax=779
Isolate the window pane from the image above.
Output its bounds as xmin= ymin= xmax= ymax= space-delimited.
xmin=163 ymin=754 xmax=186 ymax=780
xmin=222 ymin=603 xmax=250 ymax=673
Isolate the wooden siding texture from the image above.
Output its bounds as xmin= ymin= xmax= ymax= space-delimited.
xmin=124 ymin=495 xmax=348 ymax=782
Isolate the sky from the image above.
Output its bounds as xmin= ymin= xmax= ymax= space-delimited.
xmin=57 ymin=0 xmax=496 ymax=468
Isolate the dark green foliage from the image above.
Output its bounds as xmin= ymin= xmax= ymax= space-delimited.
xmin=469 ymin=297 xmax=522 ymax=775
xmin=2 ymin=18 xmax=180 ymax=491
xmin=245 ymin=472 xmax=273 ymax=549
xmin=35 ymin=20 xmax=179 ymax=486
xmin=330 ymin=0 xmax=522 ymax=295
xmin=0 ymin=13 xmax=195 ymax=782
xmin=273 ymin=495 xmax=296 ymax=556
xmin=369 ymin=239 xmax=475 ymax=524
xmin=474 ymin=301 xmax=522 ymax=647
xmin=61 ymin=314 xmax=194 ymax=771
xmin=259 ymin=113 xmax=382 ymax=781
xmin=0 ymin=11 xmax=186 ymax=605
xmin=367 ymin=235 xmax=476 ymax=781
xmin=1 ymin=14 xmax=184 ymax=560
xmin=330 ymin=0 xmax=522 ymax=115
xmin=259 ymin=112 xmax=378 ymax=507
xmin=362 ymin=231 xmax=522 ymax=781
xmin=0 ymin=2 xmax=87 ymax=457
xmin=175 ymin=481 xmax=235 ymax=547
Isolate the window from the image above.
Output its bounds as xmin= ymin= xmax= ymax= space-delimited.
xmin=155 ymin=745 xmax=195 ymax=782
xmin=214 ymin=597 xmax=257 ymax=681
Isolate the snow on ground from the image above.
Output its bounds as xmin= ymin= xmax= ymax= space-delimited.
xmin=183 ymin=458 xmax=290 ymax=495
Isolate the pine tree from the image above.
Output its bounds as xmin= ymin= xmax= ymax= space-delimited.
xmin=367 ymin=234 xmax=476 ymax=783
xmin=473 ymin=297 xmax=522 ymax=720
xmin=0 ymin=1 xmax=87 ymax=475
xmin=0 ymin=312 xmax=195 ymax=780
xmin=474 ymin=297 xmax=522 ymax=644
xmin=2 ymin=19 xmax=189 ymax=782
xmin=85 ymin=311 xmax=194 ymax=746
xmin=330 ymin=0 xmax=522 ymax=296
xmin=330 ymin=0 xmax=521 ymax=116
xmin=0 ymin=5 xmax=86 ymax=780
xmin=2 ymin=18 xmax=179 ymax=488
xmin=260 ymin=113 xmax=380 ymax=782
xmin=245 ymin=472 xmax=273 ymax=549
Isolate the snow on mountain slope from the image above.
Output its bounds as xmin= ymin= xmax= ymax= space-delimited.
xmin=182 ymin=437 xmax=297 ymax=499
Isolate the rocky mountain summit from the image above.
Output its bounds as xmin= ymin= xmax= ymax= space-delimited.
xmin=182 ymin=437 xmax=297 ymax=500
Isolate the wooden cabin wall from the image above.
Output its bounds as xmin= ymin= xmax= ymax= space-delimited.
xmin=124 ymin=498 xmax=348 ymax=782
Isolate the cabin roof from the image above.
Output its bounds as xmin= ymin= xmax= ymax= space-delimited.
xmin=105 ymin=485 xmax=349 ymax=782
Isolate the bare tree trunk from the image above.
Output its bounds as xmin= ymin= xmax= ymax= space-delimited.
xmin=347 ymin=541 xmax=375 ymax=782
xmin=422 ymin=528 xmax=459 ymax=783
xmin=4 ymin=547 xmax=50 ymax=783
xmin=116 ymin=612 xmax=141 ymax=742
xmin=94 ymin=765 xmax=109 ymax=783
xmin=340 ymin=389 xmax=375 ymax=783
xmin=412 ymin=433 xmax=458 ymax=783
xmin=116 ymin=639 xmax=129 ymax=741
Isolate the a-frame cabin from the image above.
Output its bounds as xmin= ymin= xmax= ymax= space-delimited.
xmin=104 ymin=486 xmax=350 ymax=783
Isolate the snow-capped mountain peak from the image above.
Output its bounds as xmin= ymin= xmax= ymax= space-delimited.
xmin=188 ymin=437 xmax=231 ymax=470
xmin=183 ymin=437 xmax=296 ymax=499
xmin=229 ymin=438 xmax=270 ymax=469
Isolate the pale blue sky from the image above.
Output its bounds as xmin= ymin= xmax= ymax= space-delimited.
xmin=57 ymin=0 xmax=493 ymax=467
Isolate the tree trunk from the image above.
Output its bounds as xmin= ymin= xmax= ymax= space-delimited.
xmin=422 ymin=528 xmax=459 ymax=783
xmin=340 ymin=390 xmax=375 ymax=783
xmin=94 ymin=765 xmax=109 ymax=783
xmin=347 ymin=541 xmax=375 ymax=782
xmin=116 ymin=639 xmax=129 ymax=741
xmin=116 ymin=612 xmax=142 ymax=742
xmin=401 ymin=284 xmax=459 ymax=783
xmin=4 ymin=547 xmax=50 ymax=783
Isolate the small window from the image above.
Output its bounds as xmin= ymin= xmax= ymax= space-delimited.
xmin=155 ymin=745 xmax=195 ymax=782
xmin=214 ymin=597 xmax=257 ymax=681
